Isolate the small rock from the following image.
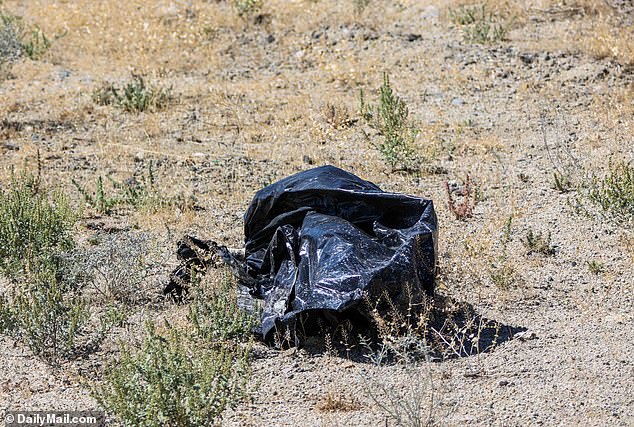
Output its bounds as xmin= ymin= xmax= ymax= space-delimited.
xmin=266 ymin=34 xmax=275 ymax=44
xmin=405 ymin=33 xmax=421 ymax=42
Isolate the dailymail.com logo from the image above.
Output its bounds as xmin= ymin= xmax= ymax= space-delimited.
xmin=4 ymin=411 xmax=105 ymax=427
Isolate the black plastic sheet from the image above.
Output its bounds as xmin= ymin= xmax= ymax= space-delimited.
xmin=167 ymin=165 xmax=438 ymax=340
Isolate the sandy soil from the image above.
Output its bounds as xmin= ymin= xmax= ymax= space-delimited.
xmin=0 ymin=0 xmax=633 ymax=425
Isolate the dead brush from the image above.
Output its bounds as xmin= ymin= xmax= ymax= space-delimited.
xmin=323 ymin=102 xmax=355 ymax=129
xmin=363 ymin=284 xmax=505 ymax=362
xmin=445 ymin=175 xmax=478 ymax=220
xmin=358 ymin=285 xmax=508 ymax=426
xmin=316 ymin=392 xmax=362 ymax=412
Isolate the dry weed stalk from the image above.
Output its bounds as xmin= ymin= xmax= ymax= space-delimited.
xmin=445 ymin=175 xmax=478 ymax=220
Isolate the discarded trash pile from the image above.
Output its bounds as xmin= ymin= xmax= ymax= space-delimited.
xmin=166 ymin=165 xmax=438 ymax=340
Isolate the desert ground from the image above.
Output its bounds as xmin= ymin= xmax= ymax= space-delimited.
xmin=0 ymin=0 xmax=633 ymax=426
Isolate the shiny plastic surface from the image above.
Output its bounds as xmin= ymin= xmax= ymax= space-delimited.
xmin=242 ymin=166 xmax=438 ymax=338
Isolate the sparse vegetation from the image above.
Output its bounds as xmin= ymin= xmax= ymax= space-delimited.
xmin=361 ymin=74 xmax=420 ymax=171
xmin=72 ymin=162 xmax=194 ymax=215
xmin=235 ymin=0 xmax=261 ymax=18
xmin=323 ymin=102 xmax=354 ymax=129
xmin=541 ymin=115 xmax=581 ymax=194
xmin=489 ymin=215 xmax=519 ymax=290
xmin=188 ymin=270 xmax=257 ymax=343
xmin=586 ymin=260 xmax=604 ymax=275
xmin=1 ymin=0 xmax=633 ymax=424
xmin=553 ymin=171 xmax=572 ymax=193
xmin=523 ymin=228 xmax=555 ymax=256
xmin=353 ymin=0 xmax=370 ymax=16
xmin=316 ymin=391 xmax=362 ymax=412
xmin=363 ymin=345 xmax=438 ymax=427
xmin=0 ymin=9 xmax=59 ymax=60
xmin=489 ymin=263 xmax=517 ymax=290
xmin=0 ymin=172 xmax=88 ymax=363
xmin=21 ymin=28 xmax=52 ymax=60
xmin=93 ymin=75 xmax=172 ymax=113
xmin=94 ymin=321 xmax=251 ymax=427
xmin=63 ymin=232 xmax=162 ymax=306
xmin=358 ymin=290 xmax=476 ymax=426
xmin=449 ymin=3 xmax=514 ymax=43
xmin=578 ymin=161 xmax=634 ymax=228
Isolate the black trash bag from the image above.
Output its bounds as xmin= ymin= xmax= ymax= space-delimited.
xmin=166 ymin=165 xmax=438 ymax=341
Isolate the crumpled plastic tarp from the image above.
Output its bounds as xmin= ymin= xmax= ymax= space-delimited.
xmin=167 ymin=165 xmax=438 ymax=340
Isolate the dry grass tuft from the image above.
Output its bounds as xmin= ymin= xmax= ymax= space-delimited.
xmin=323 ymin=102 xmax=355 ymax=130
xmin=582 ymin=20 xmax=634 ymax=65
xmin=316 ymin=391 xmax=362 ymax=412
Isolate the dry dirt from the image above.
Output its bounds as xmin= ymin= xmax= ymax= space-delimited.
xmin=0 ymin=0 xmax=633 ymax=426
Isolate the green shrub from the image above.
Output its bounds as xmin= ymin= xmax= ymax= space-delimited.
xmin=21 ymin=27 xmax=52 ymax=59
xmin=189 ymin=271 xmax=258 ymax=343
xmin=95 ymin=322 xmax=251 ymax=427
xmin=12 ymin=271 xmax=88 ymax=361
xmin=361 ymin=73 xmax=419 ymax=171
xmin=0 ymin=172 xmax=75 ymax=281
xmin=93 ymin=75 xmax=172 ymax=113
xmin=0 ymin=172 xmax=88 ymax=363
xmin=581 ymin=161 xmax=634 ymax=227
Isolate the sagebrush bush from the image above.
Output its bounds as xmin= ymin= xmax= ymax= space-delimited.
xmin=11 ymin=271 xmax=88 ymax=361
xmin=0 ymin=12 xmax=22 ymax=60
xmin=95 ymin=321 xmax=251 ymax=427
xmin=0 ymin=172 xmax=88 ymax=363
xmin=0 ymin=10 xmax=56 ymax=60
xmin=62 ymin=231 xmax=162 ymax=305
